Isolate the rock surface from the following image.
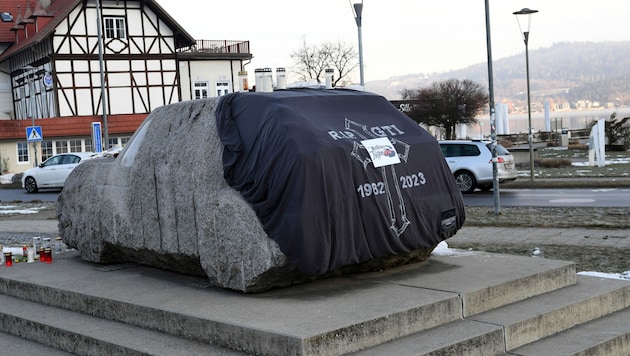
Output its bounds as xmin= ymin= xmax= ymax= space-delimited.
xmin=58 ymin=98 xmax=436 ymax=292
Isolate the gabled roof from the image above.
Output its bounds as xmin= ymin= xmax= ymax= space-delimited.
xmin=0 ymin=0 xmax=196 ymax=63
xmin=0 ymin=114 xmax=147 ymax=140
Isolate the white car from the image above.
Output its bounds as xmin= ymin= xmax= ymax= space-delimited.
xmin=439 ymin=140 xmax=517 ymax=194
xmin=21 ymin=152 xmax=96 ymax=193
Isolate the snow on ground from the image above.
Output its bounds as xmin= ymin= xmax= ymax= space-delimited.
xmin=572 ymin=157 xmax=630 ymax=166
xmin=0 ymin=173 xmax=15 ymax=184
xmin=432 ymin=241 xmax=629 ymax=282
xmin=0 ymin=206 xmax=44 ymax=214
xmin=578 ymin=270 xmax=630 ymax=281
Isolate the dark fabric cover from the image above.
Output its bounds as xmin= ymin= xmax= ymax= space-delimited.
xmin=216 ymin=89 xmax=464 ymax=275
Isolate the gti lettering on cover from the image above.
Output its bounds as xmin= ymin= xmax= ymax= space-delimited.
xmin=340 ymin=118 xmax=420 ymax=236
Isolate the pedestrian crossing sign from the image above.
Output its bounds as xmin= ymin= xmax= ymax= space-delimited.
xmin=26 ymin=126 xmax=43 ymax=142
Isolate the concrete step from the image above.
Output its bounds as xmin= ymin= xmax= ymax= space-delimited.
xmin=354 ymin=252 xmax=577 ymax=317
xmin=510 ymin=307 xmax=630 ymax=355
xmin=0 ymin=330 xmax=74 ymax=355
xmin=0 ymin=293 xmax=244 ymax=355
xmin=0 ymin=251 xmax=578 ymax=355
xmin=471 ymin=275 xmax=630 ymax=351
xmin=349 ymin=319 xmax=506 ymax=355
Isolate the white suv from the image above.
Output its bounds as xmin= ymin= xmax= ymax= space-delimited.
xmin=439 ymin=140 xmax=517 ymax=193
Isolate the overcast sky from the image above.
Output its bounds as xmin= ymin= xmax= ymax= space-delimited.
xmin=157 ymin=1 xmax=630 ymax=83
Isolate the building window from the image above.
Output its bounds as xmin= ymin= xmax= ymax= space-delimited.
xmin=55 ymin=140 xmax=69 ymax=154
xmin=216 ymin=81 xmax=230 ymax=97
xmin=194 ymin=82 xmax=208 ymax=99
xmin=104 ymin=17 xmax=126 ymax=39
xmin=41 ymin=141 xmax=53 ymax=161
xmin=17 ymin=142 xmax=29 ymax=163
xmin=69 ymin=139 xmax=82 ymax=152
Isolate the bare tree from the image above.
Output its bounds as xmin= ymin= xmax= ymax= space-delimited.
xmin=324 ymin=41 xmax=359 ymax=86
xmin=398 ymin=88 xmax=418 ymax=100
xmin=291 ymin=37 xmax=359 ymax=86
xmin=405 ymin=79 xmax=488 ymax=140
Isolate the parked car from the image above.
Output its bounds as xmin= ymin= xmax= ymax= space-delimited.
xmin=21 ymin=152 xmax=96 ymax=193
xmin=439 ymin=140 xmax=517 ymax=193
xmin=95 ymin=146 xmax=124 ymax=159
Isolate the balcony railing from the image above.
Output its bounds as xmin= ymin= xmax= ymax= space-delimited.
xmin=178 ymin=40 xmax=250 ymax=54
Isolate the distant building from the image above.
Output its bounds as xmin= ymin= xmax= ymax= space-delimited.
xmin=0 ymin=0 xmax=252 ymax=173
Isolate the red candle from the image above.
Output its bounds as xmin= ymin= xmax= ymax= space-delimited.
xmin=44 ymin=248 xmax=52 ymax=264
xmin=4 ymin=252 xmax=12 ymax=267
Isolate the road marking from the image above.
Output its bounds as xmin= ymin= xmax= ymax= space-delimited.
xmin=549 ymin=198 xmax=596 ymax=203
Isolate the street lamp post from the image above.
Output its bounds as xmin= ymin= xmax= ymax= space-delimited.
xmin=513 ymin=8 xmax=538 ymax=181
xmin=350 ymin=0 xmax=364 ymax=87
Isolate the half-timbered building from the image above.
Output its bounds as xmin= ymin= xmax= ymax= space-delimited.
xmin=0 ymin=0 xmax=251 ymax=173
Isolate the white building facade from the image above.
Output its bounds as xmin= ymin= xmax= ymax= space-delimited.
xmin=0 ymin=0 xmax=251 ymax=173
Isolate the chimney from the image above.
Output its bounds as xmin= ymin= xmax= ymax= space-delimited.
xmin=325 ymin=69 xmax=334 ymax=89
xmin=275 ymin=68 xmax=286 ymax=90
xmin=262 ymin=68 xmax=273 ymax=92
xmin=238 ymin=70 xmax=249 ymax=92
xmin=254 ymin=68 xmax=264 ymax=92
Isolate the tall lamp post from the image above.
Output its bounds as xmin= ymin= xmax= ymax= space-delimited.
xmin=513 ymin=8 xmax=538 ymax=181
xmin=350 ymin=0 xmax=364 ymax=87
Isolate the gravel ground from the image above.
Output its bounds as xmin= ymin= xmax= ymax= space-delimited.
xmin=459 ymin=206 xmax=629 ymax=273
xmin=465 ymin=206 xmax=630 ymax=229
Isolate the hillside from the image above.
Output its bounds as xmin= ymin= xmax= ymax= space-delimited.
xmin=367 ymin=41 xmax=630 ymax=107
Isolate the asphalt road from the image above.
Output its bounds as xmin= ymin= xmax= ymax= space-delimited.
xmin=2 ymin=187 xmax=630 ymax=208
xmin=0 ymin=188 xmax=61 ymax=203
xmin=462 ymin=187 xmax=630 ymax=208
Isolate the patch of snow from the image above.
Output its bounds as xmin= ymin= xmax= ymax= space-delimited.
xmin=578 ymin=271 xmax=630 ymax=281
xmin=0 ymin=205 xmax=49 ymax=215
xmin=431 ymin=241 xmax=474 ymax=256
xmin=0 ymin=173 xmax=14 ymax=184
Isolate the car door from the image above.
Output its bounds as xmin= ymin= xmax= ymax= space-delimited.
xmin=53 ymin=154 xmax=82 ymax=187
xmin=36 ymin=155 xmax=65 ymax=188
xmin=440 ymin=143 xmax=461 ymax=173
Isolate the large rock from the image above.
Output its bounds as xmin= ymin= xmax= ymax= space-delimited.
xmin=58 ymin=91 xmax=464 ymax=292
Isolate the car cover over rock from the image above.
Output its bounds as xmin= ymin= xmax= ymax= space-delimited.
xmin=58 ymin=88 xmax=465 ymax=292
xmin=216 ymin=89 xmax=464 ymax=275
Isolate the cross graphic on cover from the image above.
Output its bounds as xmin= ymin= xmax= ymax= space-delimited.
xmin=345 ymin=118 xmax=411 ymax=236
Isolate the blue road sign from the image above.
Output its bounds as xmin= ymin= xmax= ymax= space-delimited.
xmin=26 ymin=126 xmax=43 ymax=142
xmin=92 ymin=122 xmax=103 ymax=153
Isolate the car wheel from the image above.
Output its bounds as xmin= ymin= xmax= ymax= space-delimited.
xmin=24 ymin=176 xmax=39 ymax=193
xmin=454 ymin=171 xmax=476 ymax=194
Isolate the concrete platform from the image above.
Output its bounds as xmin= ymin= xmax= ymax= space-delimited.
xmin=0 ymin=250 xmax=581 ymax=355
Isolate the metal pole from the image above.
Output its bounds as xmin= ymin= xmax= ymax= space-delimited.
xmin=95 ymin=0 xmax=109 ymax=150
xmin=29 ymin=72 xmax=37 ymax=166
xmin=525 ymin=32 xmax=534 ymax=181
xmin=514 ymin=8 xmax=537 ymax=181
xmin=352 ymin=2 xmax=365 ymax=87
xmin=484 ymin=0 xmax=500 ymax=214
